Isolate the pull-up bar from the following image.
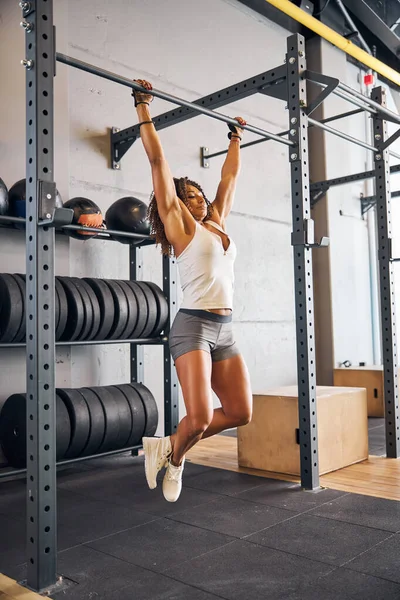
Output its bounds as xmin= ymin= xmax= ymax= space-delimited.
xmin=308 ymin=117 xmax=377 ymax=152
xmin=56 ymin=53 xmax=294 ymax=147
xmin=202 ymin=108 xmax=377 ymax=166
xmin=337 ymin=82 xmax=400 ymax=125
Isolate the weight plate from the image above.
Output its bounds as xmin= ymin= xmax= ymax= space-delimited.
xmin=0 ymin=393 xmax=71 ymax=468
xmin=55 ymin=277 xmax=68 ymax=341
xmin=83 ymin=278 xmax=114 ymax=341
xmin=71 ymin=277 xmax=94 ymax=341
xmin=0 ymin=393 xmax=27 ymax=467
xmin=56 ymin=392 xmax=72 ymax=460
xmin=104 ymin=385 xmax=132 ymax=448
xmin=11 ymin=274 xmax=26 ymax=343
xmin=0 ymin=273 xmax=23 ymax=342
xmin=143 ymin=281 xmax=169 ymax=337
xmin=130 ymin=383 xmax=158 ymax=437
xmin=54 ymin=278 xmax=61 ymax=335
xmin=114 ymin=384 xmax=146 ymax=446
xmin=89 ymin=386 xmax=121 ymax=452
xmin=112 ymin=280 xmax=138 ymax=340
xmin=57 ymin=388 xmax=90 ymax=459
xmin=78 ymin=279 xmax=101 ymax=341
xmin=103 ymin=279 xmax=129 ymax=340
xmin=57 ymin=277 xmax=85 ymax=342
xmin=133 ymin=281 xmax=157 ymax=338
xmin=124 ymin=280 xmax=148 ymax=339
xmin=78 ymin=388 xmax=105 ymax=456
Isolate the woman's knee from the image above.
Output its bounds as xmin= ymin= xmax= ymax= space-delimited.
xmin=227 ymin=406 xmax=252 ymax=427
xmin=238 ymin=409 xmax=252 ymax=426
xmin=186 ymin=412 xmax=213 ymax=437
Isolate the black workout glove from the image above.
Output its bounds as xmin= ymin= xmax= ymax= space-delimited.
xmin=227 ymin=123 xmax=242 ymax=140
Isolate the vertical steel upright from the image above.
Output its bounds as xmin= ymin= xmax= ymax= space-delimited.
xmin=130 ymin=245 xmax=144 ymax=384
xmin=287 ymin=34 xmax=319 ymax=490
xmin=23 ymin=0 xmax=58 ymax=591
xmin=163 ymin=255 xmax=179 ymax=436
xmin=372 ymin=86 xmax=400 ymax=458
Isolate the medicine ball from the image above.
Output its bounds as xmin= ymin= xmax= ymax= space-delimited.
xmin=105 ymin=196 xmax=151 ymax=244
xmin=8 ymin=178 xmax=63 ymax=228
xmin=0 ymin=178 xmax=9 ymax=217
xmin=63 ymin=197 xmax=104 ymax=240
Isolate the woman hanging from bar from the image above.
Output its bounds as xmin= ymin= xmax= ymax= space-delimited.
xmin=133 ymin=79 xmax=252 ymax=502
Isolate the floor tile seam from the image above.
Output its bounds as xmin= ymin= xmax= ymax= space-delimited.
xmin=237 ymin=503 xmax=326 ymax=535
xmin=242 ymin=537 xmax=346 ymax=568
xmin=163 ymin=515 xmax=239 ymax=539
xmin=297 ymin=511 xmax=400 ymax=534
xmin=115 ymin=580 xmax=224 ymax=600
xmin=181 ymin=482 xmax=228 ymax=497
xmin=317 ymin=562 xmax=400 ymax=591
xmin=142 ymin=571 xmax=230 ymax=600
xmin=165 ymin=496 xmax=236 ymax=518
xmin=60 ymin=515 xmax=163 ymax=547
xmin=231 ymin=490 xmax=351 ymax=513
xmin=168 ymin=491 xmax=301 ymax=516
xmin=340 ymin=565 xmax=400 ymax=588
xmin=84 ymin=537 xmax=238 ymax=575
xmin=160 ymin=539 xmax=239 ymax=574
xmin=56 ymin=548 xmax=229 ymax=600
xmin=0 ymin=503 xmax=158 ymax=529
xmin=338 ymin=531 xmax=398 ymax=569
xmin=183 ymin=480 xmax=268 ymax=496
xmin=166 ymin=503 xmax=312 ymax=537
xmin=56 ymin=482 xmax=151 ymax=504
xmin=55 ymin=485 xmax=164 ymax=518
xmin=56 ymin=485 xmax=166 ymax=510
xmin=56 ymin=509 xmax=159 ymax=527
xmin=215 ymin=494 xmax=303 ymax=514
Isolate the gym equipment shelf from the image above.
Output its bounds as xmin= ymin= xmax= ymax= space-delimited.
xmin=0 ymin=216 xmax=158 ymax=246
xmin=0 ymin=1 xmax=179 ymax=593
xmin=2 ymin=0 xmax=399 ymax=593
xmin=0 ymin=338 xmax=166 ymax=348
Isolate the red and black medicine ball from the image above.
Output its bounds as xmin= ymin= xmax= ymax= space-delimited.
xmin=63 ymin=197 xmax=104 ymax=240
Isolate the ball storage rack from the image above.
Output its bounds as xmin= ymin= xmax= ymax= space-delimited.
xmin=0 ymin=0 xmax=179 ymax=593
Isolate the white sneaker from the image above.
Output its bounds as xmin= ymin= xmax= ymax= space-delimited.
xmin=142 ymin=436 xmax=172 ymax=490
xmin=162 ymin=457 xmax=185 ymax=502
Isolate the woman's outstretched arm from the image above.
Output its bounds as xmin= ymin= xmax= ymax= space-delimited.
xmin=134 ymin=80 xmax=180 ymax=225
xmin=211 ymin=117 xmax=246 ymax=223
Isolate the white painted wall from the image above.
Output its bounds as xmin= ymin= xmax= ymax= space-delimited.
xmin=64 ymin=0 xmax=298 ymax=430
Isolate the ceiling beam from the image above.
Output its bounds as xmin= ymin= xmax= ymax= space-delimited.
xmin=342 ymin=0 xmax=400 ymax=57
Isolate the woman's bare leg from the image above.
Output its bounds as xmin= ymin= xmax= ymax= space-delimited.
xmin=170 ymin=353 xmax=252 ymax=465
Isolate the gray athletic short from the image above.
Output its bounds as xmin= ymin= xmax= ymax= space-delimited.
xmin=168 ymin=309 xmax=240 ymax=363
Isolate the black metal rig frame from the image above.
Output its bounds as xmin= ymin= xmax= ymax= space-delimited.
xmin=3 ymin=0 xmax=399 ymax=591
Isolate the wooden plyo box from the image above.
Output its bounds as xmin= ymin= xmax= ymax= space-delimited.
xmin=333 ymin=366 xmax=395 ymax=417
xmin=238 ymin=386 xmax=368 ymax=477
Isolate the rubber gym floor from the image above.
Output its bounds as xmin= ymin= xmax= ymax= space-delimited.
xmin=2 ymin=419 xmax=400 ymax=600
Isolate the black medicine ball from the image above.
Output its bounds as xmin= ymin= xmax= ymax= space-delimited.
xmin=105 ymin=196 xmax=151 ymax=244
xmin=63 ymin=197 xmax=104 ymax=240
xmin=8 ymin=178 xmax=63 ymax=227
xmin=0 ymin=178 xmax=9 ymax=216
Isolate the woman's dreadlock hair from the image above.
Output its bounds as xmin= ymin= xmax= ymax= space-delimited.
xmin=147 ymin=176 xmax=213 ymax=256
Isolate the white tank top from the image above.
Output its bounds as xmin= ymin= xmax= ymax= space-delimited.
xmin=177 ymin=220 xmax=237 ymax=310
